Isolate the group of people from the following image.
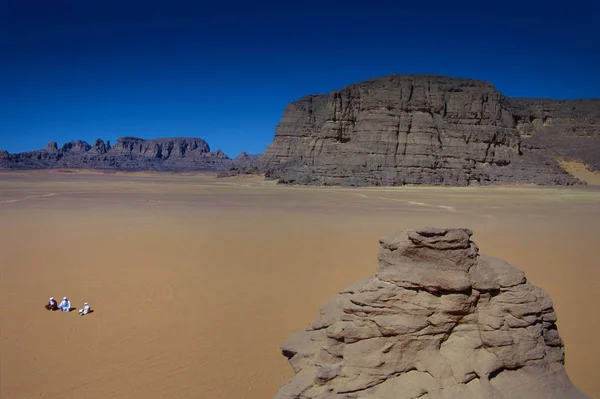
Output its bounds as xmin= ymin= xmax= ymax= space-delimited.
xmin=46 ymin=296 xmax=92 ymax=316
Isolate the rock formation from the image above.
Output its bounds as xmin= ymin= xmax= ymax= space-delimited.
xmin=509 ymin=98 xmax=600 ymax=171
xmin=275 ymin=227 xmax=589 ymax=399
xmin=215 ymin=152 xmax=263 ymax=177
xmin=234 ymin=152 xmax=260 ymax=162
xmin=46 ymin=141 xmax=59 ymax=153
xmin=90 ymin=138 xmax=111 ymax=154
xmin=0 ymin=137 xmax=236 ymax=171
xmin=227 ymin=74 xmax=599 ymax=186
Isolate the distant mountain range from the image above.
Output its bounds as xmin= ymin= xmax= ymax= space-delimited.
xmin=0 ymin=136 xmax=256 ymax=172
xmin=3 ymin=74 xmax=599 ymax=186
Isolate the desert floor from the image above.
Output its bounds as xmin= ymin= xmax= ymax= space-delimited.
xmin=1 ymin=170 xmax=599 ymax=399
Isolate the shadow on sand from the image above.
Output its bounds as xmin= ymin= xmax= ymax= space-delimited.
xmin=45 ymin=305 xmax=77 ymax=312
xmin=45 ymin=305 xmax=96 ymax=315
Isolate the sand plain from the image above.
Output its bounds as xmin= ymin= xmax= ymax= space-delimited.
xmin=0 ymin=170 xmax=599 ymax=399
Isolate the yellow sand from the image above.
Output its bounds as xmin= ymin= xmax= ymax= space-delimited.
xmin=0 ymin=171 xmax=598 ymax=399
xmin=559 ymin=160 xmax=600 ymax=186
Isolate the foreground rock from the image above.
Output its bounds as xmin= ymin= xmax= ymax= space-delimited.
xmin=0 ymin=137 xmax=236 ymax=172
xmin=275 ymin=227 xmax=589 ymax=399
xmin=226 ymin=74 xmax=599 ymax=186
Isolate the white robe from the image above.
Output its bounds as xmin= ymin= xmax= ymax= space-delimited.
xmin=59 ymin=300 xmax=70 ymax=311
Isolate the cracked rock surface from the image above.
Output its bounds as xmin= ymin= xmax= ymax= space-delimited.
xmin=274 ymin=227 xmax=589 ymax=399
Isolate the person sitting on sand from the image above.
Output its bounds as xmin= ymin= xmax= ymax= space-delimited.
xmin=45 ymin=297 xmax=58 ymax=311
xmin=58 ymin=297 xmax=71 ymax=312
xmin=78 ymin=302 xmax=91 ymax=316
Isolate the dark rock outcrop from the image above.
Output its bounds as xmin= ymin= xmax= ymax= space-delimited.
xmin=234 ymin=152 xmax=260 ymax=162
xmin=275 ymin=227 xmax=589 ymax=399
xmin=109 ymin=137 xmax=209 ymax=158
xmin=217 ymin=152 xmax=263 ymax=177
xmin=0 ymin=150 xmax=9 ymax=169
xmin=90 ymin=138 xmax=111 ymax=154
xmin=225 ymin=74 xmax=599 ymax=186
xmin=509 ymin=98 xmax=600 ymax=171
xmin=0 ymin=137 xmax=238 ymax=172
xmin=46 ymin=141 xmax=59 ymax=153
xmin=61 ymin=140 xmax=91 ymax=153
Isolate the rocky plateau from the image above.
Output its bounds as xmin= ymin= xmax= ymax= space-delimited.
xmin=224 ymin=74 xmax=600 ymax=186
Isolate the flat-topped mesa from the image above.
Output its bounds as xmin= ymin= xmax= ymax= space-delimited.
xmin=262 ymin=75 xmax=521 ymax=186
xmin=274 ymin=227 xmax=589 ymax=399
xmin=226 ymin=73 xmax=600 ymax=186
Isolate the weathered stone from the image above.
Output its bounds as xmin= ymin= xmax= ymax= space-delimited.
xmin=46 ymin=141 xmax=58 ymax=152
xmin=90 ymin=138 xmax=110 ymax=154
xmin=377 ymin=228 xmax=478 ymax=293
xmin=234 ymin=151 xmax=259 ymax=162
xmin=509 ymin=98 xmax=600 ymax=172
xmin=273 ymin=227 xmax=589 ymax=399
xmin=0 ymin=136 xmax=238 ymax=171
xmin=229 ymin=74 xmax=599 ymax=186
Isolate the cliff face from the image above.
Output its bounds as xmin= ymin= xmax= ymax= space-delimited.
xmin=0 ymin=137 xmax=232 ymax=171
xmin=274 ymin=227 xmax=589 ymax=399
xmin=253 ymin=74 xmax=598 ymax=186
xmin=509 ymin=98 xmax=600 ymax=171
xmin=109 ymin=137 xmax=209 ymax=158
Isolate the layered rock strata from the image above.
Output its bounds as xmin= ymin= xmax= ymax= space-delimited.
xmin=275 ymin=227 xmax=589 ymax=399
xmin=228 ymin=74 xmax=599 ymax=186
xmin=509 ymin=98 xmax=600 ymax=171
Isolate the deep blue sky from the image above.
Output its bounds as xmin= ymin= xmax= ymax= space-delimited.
xmin=1 ymin=0 xmax=598 ymax=157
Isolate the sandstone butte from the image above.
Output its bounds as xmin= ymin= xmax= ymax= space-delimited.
xmin=274 ymin=227 xmax=589 ymax=399
xmin=226 ymin=74 xmax=600 ymax=186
